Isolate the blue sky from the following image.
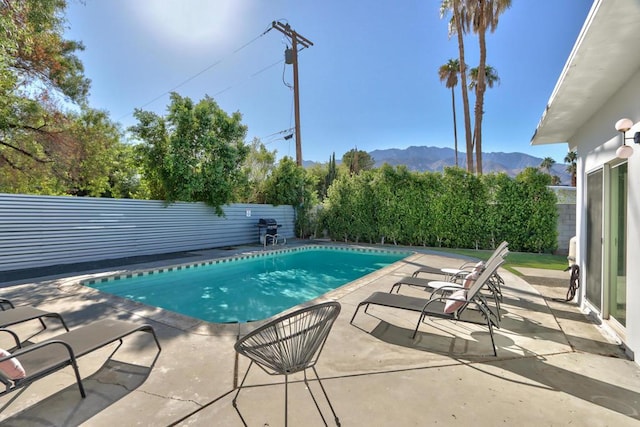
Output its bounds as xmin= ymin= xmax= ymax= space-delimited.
xmin=64 ymin=0 xmax=593 ymax=164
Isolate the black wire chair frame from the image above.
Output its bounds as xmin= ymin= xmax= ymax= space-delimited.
xmin=233 ymin=301 xmax=341 ymax=426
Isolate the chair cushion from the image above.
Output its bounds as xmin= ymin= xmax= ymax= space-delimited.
xmin=0 ymin=348 xmax=26 ymax=379
xmin=444 ymin=290 xmax=467 ymax=314
xmin=463 ymin=271 xmax=480 ymax=289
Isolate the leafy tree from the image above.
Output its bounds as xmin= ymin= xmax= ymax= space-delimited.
xmin=439 ymin=58 xmax=462 ymax=167
xmin=514 ymin=167 xmax=557 ymax=252
xmin=130 ymin=93 xmax=249 ymax=214
xmin=307 ymin=164 xmax=327 ymax=201
xmin=0 ymin=0 xmax=92 ymax=185
xmin=564 ymin=150 xmax=577 ymax=186
xmin=64 ymin=108 xmax=123 ymax=196
xmin=106 ymin=142 xmax=149 ymax=199
xmin=374 ymin=165 xmax=431 ymax=245
xmin=0 ymin=107 xmax=124 ymax=196
xmin=481 ymin=172 xmax=512 ymax=247
xmin=264 ymin=156 xmax=319 ymax=237
xmin=239 ymin=137 xmax=276 ymax=203
xmin=305 ymin=153 xmax=340 ymax=202
xmin=342 ymin=148 xmax=374 ymax=174
xmin=321 ymin=166 xmax=557 ymax=252
xmin=322 ymin=171 xmax=375 ymax=243
xmin=326 ymin=152 xmax=338 ymax=192
xmin=435 ymin=167 xmax=489 ymax=248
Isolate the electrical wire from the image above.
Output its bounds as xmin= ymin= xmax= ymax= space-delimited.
xmin=118 ymin=24 xmax=274 ymax=120
xmin=281 ymin=58 xmax=293 ymax=89
xmin=262 ymin=128 xmax=295 ymax=139
xmin=122 ymin=20 xmax=304 ymax=154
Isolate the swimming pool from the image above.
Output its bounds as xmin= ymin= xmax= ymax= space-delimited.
xmin=85 ymin=246 xmax=410 ymax=323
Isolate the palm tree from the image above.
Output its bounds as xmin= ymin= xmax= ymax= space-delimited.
xmin=564 ymin=151 xmax=577 ymax=187
xmin=439 ymin=59 xmax=461 ymax=167
xmin=469 ymin=65 xmax=499 ymax=162
xmin=440 ymin=0 xmax=474 ymax=173
xmin=467 ymin=0 xmax=512 ymax=175
xmin=540 ymin=157 xmax=556 ymax=175
xmin=469 ymin=65 xmax=500 ymax=90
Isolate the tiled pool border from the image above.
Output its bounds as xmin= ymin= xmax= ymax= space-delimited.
xmin=81 ymin=244 xmax=413 ymax=287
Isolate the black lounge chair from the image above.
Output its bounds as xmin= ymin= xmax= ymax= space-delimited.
xmin=412 ymin=241 xmax=509 ymax=282
xmin=351 ymin=257 xmax=505 ymax=356
xmin=233 ymin=301 xmax=341 ymax=426
xmin=0 ymin=318 xmax=161 ymax=398
xmin=390 ymin=249 xmax=508 ymax=315
xmin=0 ymin=306 xmax=69 ymax=333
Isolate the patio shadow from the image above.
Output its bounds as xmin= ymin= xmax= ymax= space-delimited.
xmin=476 ymin=353 xmax=640 ymax=421
xmin=0 ymin=359 xmax=152 ymax=426
xmin=369 ymin=320 xmax=501 ymax=358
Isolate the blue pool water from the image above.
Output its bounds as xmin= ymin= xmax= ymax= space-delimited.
xmin=87 ymin=247 xmax=409 ymax=323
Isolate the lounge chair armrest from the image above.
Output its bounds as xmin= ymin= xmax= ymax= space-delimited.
xmin=460 ymin=261 xmax=478 ymax=270
xmin=411 ymin=266 xmax=440 ymax=278
xmin=421 ymin=293 xmax=466 ymax=311
xmin=429 ymin=285 xmax=464 ymax=298
xmin=11 ymin=339 xmax=78 ymax=364
xmin=0 ymin=328 xmax=22 ymax=349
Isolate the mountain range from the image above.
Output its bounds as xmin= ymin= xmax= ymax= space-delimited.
xmin=307 ymin=145 xmax=571 ymax=185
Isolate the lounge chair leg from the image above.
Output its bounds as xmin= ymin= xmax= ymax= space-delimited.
xmin=144 ymin=326 xmax=162 ymax=351
xmin=349 ymin=304 xmax=364 ymax=324
xmin=42 ymin=313 xmax=70 ymax=332
xmin=487 ymin=320 xmax=497 ymax=357
xmin=70 ymin=359 xmax=86 ymax=398
xmin=53 ymin=314 xmax=70 ymax=331
xmin=412 ymin=313 xmax=426 ymax=339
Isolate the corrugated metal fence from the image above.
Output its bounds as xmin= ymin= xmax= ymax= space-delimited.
xmin=0 ymin=193 xmax=295 ymax=272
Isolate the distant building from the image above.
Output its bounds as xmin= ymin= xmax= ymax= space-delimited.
xmin=531 ymin=0 xmax=640 ymax=363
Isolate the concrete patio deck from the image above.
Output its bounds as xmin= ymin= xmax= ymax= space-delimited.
xmin=0 ymin=243 xmax=638 ymax=426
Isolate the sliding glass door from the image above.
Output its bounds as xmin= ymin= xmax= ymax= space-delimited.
xmin=586 ymin=170 xmax=603 ymax=310
xmin=608 ymin=163 xmax=627 ymax=327
xmin=585 ymin=163 xmax=628 ymax=330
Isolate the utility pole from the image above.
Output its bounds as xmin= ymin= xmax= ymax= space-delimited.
xmin=271 ymin=21 xmax=313 ymax=166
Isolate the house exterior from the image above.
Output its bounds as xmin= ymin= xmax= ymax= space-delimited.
xmin=531 ymin=0 xmax=640 ymax=363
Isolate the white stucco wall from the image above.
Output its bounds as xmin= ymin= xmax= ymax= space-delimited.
xmin=569 ymin=69 xmax=640 ymax=359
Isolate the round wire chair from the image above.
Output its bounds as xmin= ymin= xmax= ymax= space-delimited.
xmin=233 ymin=301 xmax=341 ymax=426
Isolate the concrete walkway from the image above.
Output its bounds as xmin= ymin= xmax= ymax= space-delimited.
xmin=0 ymin=244 xmax=638 ymax=426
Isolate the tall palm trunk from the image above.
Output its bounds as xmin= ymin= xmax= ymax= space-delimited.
xmin=474 ymin=10 xmax=487 ymax=175
xmin=453 ymin=0 xmax=474 ymax=172
xmin=450 ymin=86 xmax=459 ymax=167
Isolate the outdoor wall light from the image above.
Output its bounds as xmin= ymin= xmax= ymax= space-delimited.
xmin=615 ymin=118 xmax=640 ymax=159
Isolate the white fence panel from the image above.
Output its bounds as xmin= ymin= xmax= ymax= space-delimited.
xmin=0 ymin=194 xmax=295 ymax=272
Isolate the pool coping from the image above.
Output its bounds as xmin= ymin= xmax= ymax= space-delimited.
xmin=57 ymin=244 xmax=419 ymax=336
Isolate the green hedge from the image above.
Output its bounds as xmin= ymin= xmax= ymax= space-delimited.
xmin=319 ymin=166 xmax=558 ymax=253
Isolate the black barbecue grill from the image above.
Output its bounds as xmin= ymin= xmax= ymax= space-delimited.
xmin=257 ymin=218 xmax=284 ymax=247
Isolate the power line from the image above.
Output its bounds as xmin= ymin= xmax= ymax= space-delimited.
xmin=211 ymin=58 xmax=283 ymax=97
xmin=262 ymin=128 xmax=295 ymax=139
xmin=118 ymin=25 xmax=273 ymax=121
